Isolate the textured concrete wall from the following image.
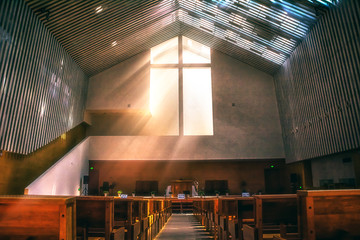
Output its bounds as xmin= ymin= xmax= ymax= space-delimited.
xmin=311 ymin=151 xmax=358 ymax=188
xmin=86 ymin=48 xmax=284 ymax=160
xmin=86 ymin=51 xmax=149 ymax=111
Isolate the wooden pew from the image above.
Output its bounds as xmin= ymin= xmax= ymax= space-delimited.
xmin=217 ymin=197 xmax=254 ymax=240
xmin=171 ymin=198 xmax=194 ymax=213
xmin=298 ymin=189 xmax=360 ymax=240
xmin=114 ymin=198 xmax=142 ymax=240
xmin=163 ymin=199 xmax=172 ymax=223
xmin=193 ymin=198 xmax=205 ymax=226
xmin=218 ymin=198 xmax=236 ymax=240
xmin=149 ymin=199 xmax=158 ymax=240
xmin=76 ymin=196 xmax=124 ymax=240
xmin=0 ymin=195 xmax=76 ymax=240
xmin=238 ymin=197 xmax=255 ymax=240
xmin=204 ymin=198 xmax=219 ymax=238
xmin=193 ymin=198 xmax=218 ymax=235
xmin=138 ymin=197 xmax=171 ymax=240
xmin=138 ymin=198 xmax=150 ymax=240
xmin=244 ymin=194 xmax=299 ymax=240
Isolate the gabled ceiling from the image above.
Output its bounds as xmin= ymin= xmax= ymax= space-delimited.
xmin=25 ymin=0 xmax=339 ymax=76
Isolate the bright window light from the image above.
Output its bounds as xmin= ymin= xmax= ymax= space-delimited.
xmin=151 ymin=37 xmax=178 ymax=64
xmin=183 ymin=68 xmax=213 ymax=135
xmin=150 ymin=68 xmax=179 ymax=135
xmin=182 ymin=36 xmax=211 ymax=63
xmin=150 ymin=36 xmax=213 ymax=136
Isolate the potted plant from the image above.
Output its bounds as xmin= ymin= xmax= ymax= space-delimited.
xmin=198 ymin=190 xmax=205 ymax=198
xmin=215 ymin=191 xmax=220 ymax=198
xmin=117 ymin=190 xmax=122 ymax=197
xmin=225 ymin=189 xmax=230 ymax=197
xmin=151 ymin=191 xmax=156 ymax=197
xmin=103 ymin=190 xmax=109 ymax=197
xmin=132 ymin=191 xmax=135 ymax=197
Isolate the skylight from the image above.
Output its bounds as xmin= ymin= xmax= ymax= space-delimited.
xmin=178 ymin=0 xmax=340 ymax=65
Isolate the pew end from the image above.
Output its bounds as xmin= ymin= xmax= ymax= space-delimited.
xmin=243 ymin=224 xmax=258 ymax=240
xmin=0 ymin=195 xmax=76 ymax=240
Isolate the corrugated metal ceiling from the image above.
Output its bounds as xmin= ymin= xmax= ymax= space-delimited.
xmin=25 ymin=0 xmax=339 ymax=76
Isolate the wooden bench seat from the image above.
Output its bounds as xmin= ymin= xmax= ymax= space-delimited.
xmin=298 ymin=189 xmax=360 ymax=240
xmin=0 ymin=195 xmax=75 ymax=240
xmin=76 ymin=196 xmax=115 ymax=240
xmin=242 ymin=194 xmax=299 ymax=240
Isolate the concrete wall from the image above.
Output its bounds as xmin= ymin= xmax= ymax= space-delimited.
xmin=86 ymin=51 xmax=149 ymax=111
xmin=311 ymin=151 xmax=359 ymax=188
xmin=26 ymin=138 xmax=90 ymax=196
xmin=86 ymin=48 xmax=284 ymax=160
xmin=0 ymin=123 xmax=87 ymax=195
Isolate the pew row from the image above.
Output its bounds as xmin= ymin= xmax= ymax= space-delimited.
xmin=76 ymin=196 xmax=124 ymax=240
xmin=0 ymin=195 xmax=171 ymax=240
xmin=193 ymin=198 xmax=219 ymax=238
xmin=217 ymin=197 xmax=254 ymax=240
xmin=244 ymin=194 xmax=300 ymax=240
xmin=0 ymin=195 xmax=76 ymax=240
xmin=297 ymin=189 xmax=360 ymax=240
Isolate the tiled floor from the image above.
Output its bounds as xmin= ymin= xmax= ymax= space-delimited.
xmin=155 ymin=214 xmax=214 ymax=240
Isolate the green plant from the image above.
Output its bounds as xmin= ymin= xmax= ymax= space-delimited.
xmin=117 ymin=190 xmax=122 ymax=194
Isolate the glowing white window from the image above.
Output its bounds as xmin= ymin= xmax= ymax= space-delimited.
xmin=183 ymin=68 xmax=213 ymax=135
xmin=182 ymin=36 xmax=211 ymax=63
xmin=150 ymin=36 xmax=213 ymax=136
xmin=150 ymin=68 xmax=179 ymax=135
xmin=151 ymin=37 xmax=178 ymax=64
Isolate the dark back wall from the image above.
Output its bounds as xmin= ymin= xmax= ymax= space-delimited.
xmin=88 ymin=159 xmax=291 ymax=196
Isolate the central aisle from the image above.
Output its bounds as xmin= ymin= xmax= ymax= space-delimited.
xmin=155 ymin=214 xmax=214 ymax=240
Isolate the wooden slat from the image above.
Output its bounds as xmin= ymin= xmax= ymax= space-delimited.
xmin=274 ymin=0 xmax=360 ymax=162
xmin=0 ymin=0 xmax=88 ymax=154
xmin=22 ymin=0 xmax=336 ymax=76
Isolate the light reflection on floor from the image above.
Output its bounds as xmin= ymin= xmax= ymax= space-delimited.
xmin=155 ymin=213 xmax=214 ymax=240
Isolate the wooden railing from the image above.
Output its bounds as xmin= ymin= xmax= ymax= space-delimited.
xmin=0 ymin=196 xmax=172 ymax=240
xmin=1 ymin=190 xmax=360 ymax=240
xmin=191 ymin=189 xmax=360 ymax=240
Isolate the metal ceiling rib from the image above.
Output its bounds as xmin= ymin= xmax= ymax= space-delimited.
xmin=180 ymin=22 xmax=279 ymax=73
xmin=25 ymin=0 xmax=339 ymax=76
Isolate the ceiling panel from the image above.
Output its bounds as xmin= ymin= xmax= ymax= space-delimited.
xmin=25 ymin=0 xmax=339 ymax=76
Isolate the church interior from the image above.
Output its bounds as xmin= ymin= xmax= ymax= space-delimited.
xmin=0 ymin=0 xmax=359 ymax=239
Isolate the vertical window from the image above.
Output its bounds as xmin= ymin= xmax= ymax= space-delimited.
xmin=150 ymin=36 xmax=213 ymax=136
xmin=150 ymin=68 xmax=179 ymax=135
xmin=183 ymin=68 xmax=213 ymax=135
xmin=182 ymin=36 xmax=211 ymax=64
xmin=151 ymin=37 xmax=178 ymax=64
